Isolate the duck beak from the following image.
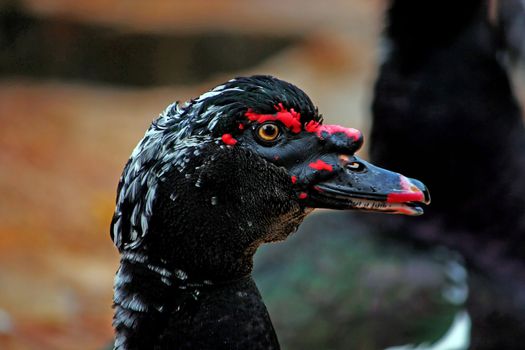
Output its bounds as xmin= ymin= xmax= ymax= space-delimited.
xmin=303 ymin=155 xmax=431 ymax=216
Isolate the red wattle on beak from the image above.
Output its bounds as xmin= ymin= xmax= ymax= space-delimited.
xmin=386 ymin=192 xmax=425 ymax=203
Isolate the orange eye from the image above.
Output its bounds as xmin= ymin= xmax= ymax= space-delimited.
xmin=256 ymin=123 xmax=281 ymax=142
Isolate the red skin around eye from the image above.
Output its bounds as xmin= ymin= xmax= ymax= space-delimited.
xmin=298 ymin=192 xmax=308 ymax=199
xmin=221 ymin=134 xmax=237 ymax=145
xmin=309 ymin=159 xmax=333 ymax=172
xmin=245 ymin=103 xmax=302 ymax=133
xmin=305 ymin=120 xmax=320 ymax=133
xmin=291 ymin=176 xmax=298 ymax=184
xmin=305 ymin=120 xmax=361 ymax=141
xmin=245 ymin=103 xmax=362 ymax=142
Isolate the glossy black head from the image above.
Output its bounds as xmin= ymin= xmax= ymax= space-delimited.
xmin=110 ymin=75 xmax=429 ymax=278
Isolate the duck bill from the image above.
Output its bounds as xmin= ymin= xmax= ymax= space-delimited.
xmin=307 ymin=157 xmax=431 ymax=216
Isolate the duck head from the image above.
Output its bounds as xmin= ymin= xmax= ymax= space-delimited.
xmin=111 ymin=75 xmax=429 ymax=279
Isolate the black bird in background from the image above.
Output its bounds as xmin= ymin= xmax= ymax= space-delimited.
xmin=254 ymin=0 xmax=525 ymax=349
xmin=370 ymin=0 xmax=525 ymax=348
xmin=109 ymin=76 xmax=429 ymax=349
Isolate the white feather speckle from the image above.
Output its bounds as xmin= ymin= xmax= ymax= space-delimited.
xmin=174 ymin=269 xmax=188 ymax=280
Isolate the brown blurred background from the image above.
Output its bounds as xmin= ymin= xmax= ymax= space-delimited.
xmin=0 ymin=1 xmax=385 ymax=349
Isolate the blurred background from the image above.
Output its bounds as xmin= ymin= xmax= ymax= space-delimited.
xmin=1 ymin=0 xmax=524 ymax=349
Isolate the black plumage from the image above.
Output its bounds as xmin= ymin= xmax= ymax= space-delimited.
xmin=110 ymin=76 xmax=429 ymax=349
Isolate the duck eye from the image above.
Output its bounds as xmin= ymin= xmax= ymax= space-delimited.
xmin=347 ymin=161 xmax=366 ymax=172
xmin=256 ymin=123 xmax=281 ymax=143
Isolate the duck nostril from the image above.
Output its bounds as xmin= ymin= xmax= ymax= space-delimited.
xmin=347 ymin=161 xmax=366 ymax=173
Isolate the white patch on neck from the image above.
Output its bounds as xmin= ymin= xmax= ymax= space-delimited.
xmin=385 ymin=311 xmax=471 ymax=350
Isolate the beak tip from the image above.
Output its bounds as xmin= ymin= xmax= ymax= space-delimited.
xmin=407 ymin=178 xmax=431 ymax=205
xmin=423 ymin=190 xmax=431 ymax=205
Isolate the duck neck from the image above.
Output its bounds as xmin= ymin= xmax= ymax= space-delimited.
xmin=112 ymin=251 xmax=180 ymax=349
xmin=148 ymin=234 xmax=260 ymax=282
xmin=113 ymin=247 xmax=279 ymax=349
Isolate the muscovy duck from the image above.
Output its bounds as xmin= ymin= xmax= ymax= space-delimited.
xmin=110 ymin=75 xmax=430 ymax=349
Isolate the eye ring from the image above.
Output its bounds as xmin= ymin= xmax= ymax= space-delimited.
xmin=255 ymin=122 xmax=281 ymax=144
